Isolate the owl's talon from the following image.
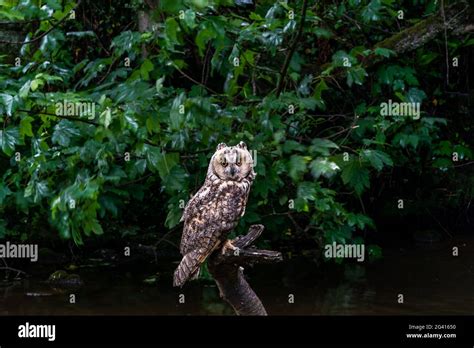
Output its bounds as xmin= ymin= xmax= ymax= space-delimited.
xmin=222 ymin=240 xmax=238 ymax=255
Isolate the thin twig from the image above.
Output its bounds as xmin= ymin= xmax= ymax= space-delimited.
xmin=0 ymin=267 xmax=27 ymax=275
xmin=17 ymin=109 xmax=99 ymax=126
xmin=425 ymin=207 xmax=452 ymax=238
xmin=0 ymin=258 xmax=27 ymax=277
xmin=0 ymin=0 xmax=82 ymax=45
xmin=440 ymin=0 xmax=450 ymax=85
xmin=96 ymin=56 xmax=120 ymax=85
xmin=0 ymin=16 xmax=53 ymax=25
xmin=172 ymin=64 xmax=218 ymax=94
xmin=453 ymin=161 xmax=474 ymax=168
xmin=117 ymin=173 xmax=153 ymax=187
xmin=275 ymin=0 xmax=309 ymax=97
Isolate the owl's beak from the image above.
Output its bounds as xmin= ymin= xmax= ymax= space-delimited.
xmin=229 ymin=166 xmax=237 ymax=177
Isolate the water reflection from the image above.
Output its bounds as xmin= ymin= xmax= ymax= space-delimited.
xmin=1 ymin=236 xmax=474 ymax=315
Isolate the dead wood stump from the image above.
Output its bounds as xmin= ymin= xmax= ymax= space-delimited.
xmin=208 ymin=224 xmax=282 ymax=316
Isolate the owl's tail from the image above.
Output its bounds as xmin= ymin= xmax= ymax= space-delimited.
xmin=173 ymin=251 xmax=203 ymax=287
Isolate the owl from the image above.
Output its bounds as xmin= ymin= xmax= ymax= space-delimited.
xmin=173 ymin=141 xmax=256 ymax=287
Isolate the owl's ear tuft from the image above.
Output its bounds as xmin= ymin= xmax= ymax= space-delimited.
xmin=216 ymin=143 xmax=227 ymax=150
xmin=237 ymin=141 xmax=247 ymax=149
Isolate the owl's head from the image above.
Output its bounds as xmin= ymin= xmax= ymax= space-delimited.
xmin=209 ymin=142 xmax=256 ymax=182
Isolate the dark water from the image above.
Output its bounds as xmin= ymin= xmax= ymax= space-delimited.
xmin=1 ymin=236 xmax=474 ymax=315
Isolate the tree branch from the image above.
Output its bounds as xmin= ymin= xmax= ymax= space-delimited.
xmin=275 ymin=0 xmax=309 ymax=97
xmin=304 ymin=1 xmax=473 ymax=77
xmin=18 ymin=109 xmax=99 ymax=126
xmin=0 ymin=0 xmax=82 ymax=45
xmin=208 ymin=224 xmax=283 ymax=316
xmin=374 ymin=1 xmax=472 ymax=55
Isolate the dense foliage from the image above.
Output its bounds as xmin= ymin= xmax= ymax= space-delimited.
xmin=0 ymin=0 xmax=472 ymax=258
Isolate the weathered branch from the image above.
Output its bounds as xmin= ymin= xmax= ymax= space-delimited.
xmin=208 ymin=224 xmax=282 ymax=316
xmin=375 ymin=1 xmax=472 ymax=55
xmin=304 ymin=1 xmax=473 ymax=76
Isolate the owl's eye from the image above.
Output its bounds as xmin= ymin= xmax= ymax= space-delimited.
xmin=236 ymin=160 xmax=242 ymax=166
xmin=221 ymin=159 xmax=228 ymax=167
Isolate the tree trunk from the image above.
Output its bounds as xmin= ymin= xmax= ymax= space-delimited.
xmin=208 ymin=224 xmax=283 ymax=316
xmin=137 ymin=0 xmax=159 ymax=59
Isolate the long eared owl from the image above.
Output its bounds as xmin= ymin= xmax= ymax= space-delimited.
xmin=173 ymin=141 xmax=256 ymax=287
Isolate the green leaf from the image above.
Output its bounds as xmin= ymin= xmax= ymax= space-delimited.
xmin=145 ymin=145 xmax=161 ymax=171
xmin=145 ymin=145 xmax=179 ymax=180
xmin=368 ymin=244 xmax=383 ymax=260
xmin=0 ymin=127 xmax=20 ymax=156
xmin=297 ymin=181 xmax=317 ymax=201
xmin=341 ymin=161 xmax=370 ymax=195
xmin=165 ymin=18 xmax=180 ymax=46
xmin=20 ymin=116 xmax=34 ymax=137
xmin=157 ymin=152 xmax=179 ymax=180
xmin=314 ymin=79 xmax=328 ymax=100
xmin=332 ymin=50 xmax=356 ymax=67
xmin=99 ymin=108 xmax=112 ymax=128
xmin=165 ymin=200 xmax=184 ymax=228
xmin=361 ymin=149 xmax=393 ymax=171
xmin=99 ymin=195 xmax=120 ymax=217
xmin=393 ymin=133 xmax=419 ymax=149
xmin=406 ymin=87 xmax=427 ymax=103
xmin=52 ymin=120 xmax=81 ymax=146
xmin=169 ymin=92 xmax=186 ymax=130
xmin=361 ymin=0 xmax=382 ymax=22
xmin=24 ymin=180 xmax=50 ymax=203
xmin=282 ymin=140 xmax=305 ymax=153
xmin=0 ymin=93 xmax=14 ymax=116
xmin=309 ymin=138 xmax=339 ymax=156
xmin=294 ymin=197 xmax=309 ymax=212
xmin=30 ymin=79 xmax=43 ymax=91
xmin=89 ymin=219 xmax=104 ymax=235
xmin=195 ymin=23 xmax=217 ymax=56
xmin=0 ymin=184 xmax=12 ymax=205
xmin=19 ymin=81 xmax=31 ymax=98
xmin=374 ymin=47 xmax=395 ymax=58
xmin=347 ymin=213 xmax=375 ymax=230
xmin=313 ymin=27 xmax=332 ymax=38
xmin=288 ymin=155 xmax=307 ymax=180
xmin=325 ymin=225 xmax=352 ymax=244
xmin=140 ymin=59 xmax=154 ymax=81
xmin=182 ymin=9 xmax=197 ymax=29
xmin=155 ymin=76 xmax=165 ymax=95
xmin=161 ymin=164 xmax=186 ymax=192
xmin=432 ymin=158 xmax=452 ymax=169
xmin=310 ymin=158 xmax=340 ymax=179
xmin=146 ymin=114 xmax=160 ymax=134
xmin=347 ymin=66 xmax=368 ymax=87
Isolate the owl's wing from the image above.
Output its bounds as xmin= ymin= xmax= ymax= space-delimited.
xmin=180 ymin=184 xmax=217 ymax=223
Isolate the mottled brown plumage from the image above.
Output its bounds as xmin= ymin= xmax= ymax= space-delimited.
xmin=173 ymin=142 xmax=256 ymax=287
